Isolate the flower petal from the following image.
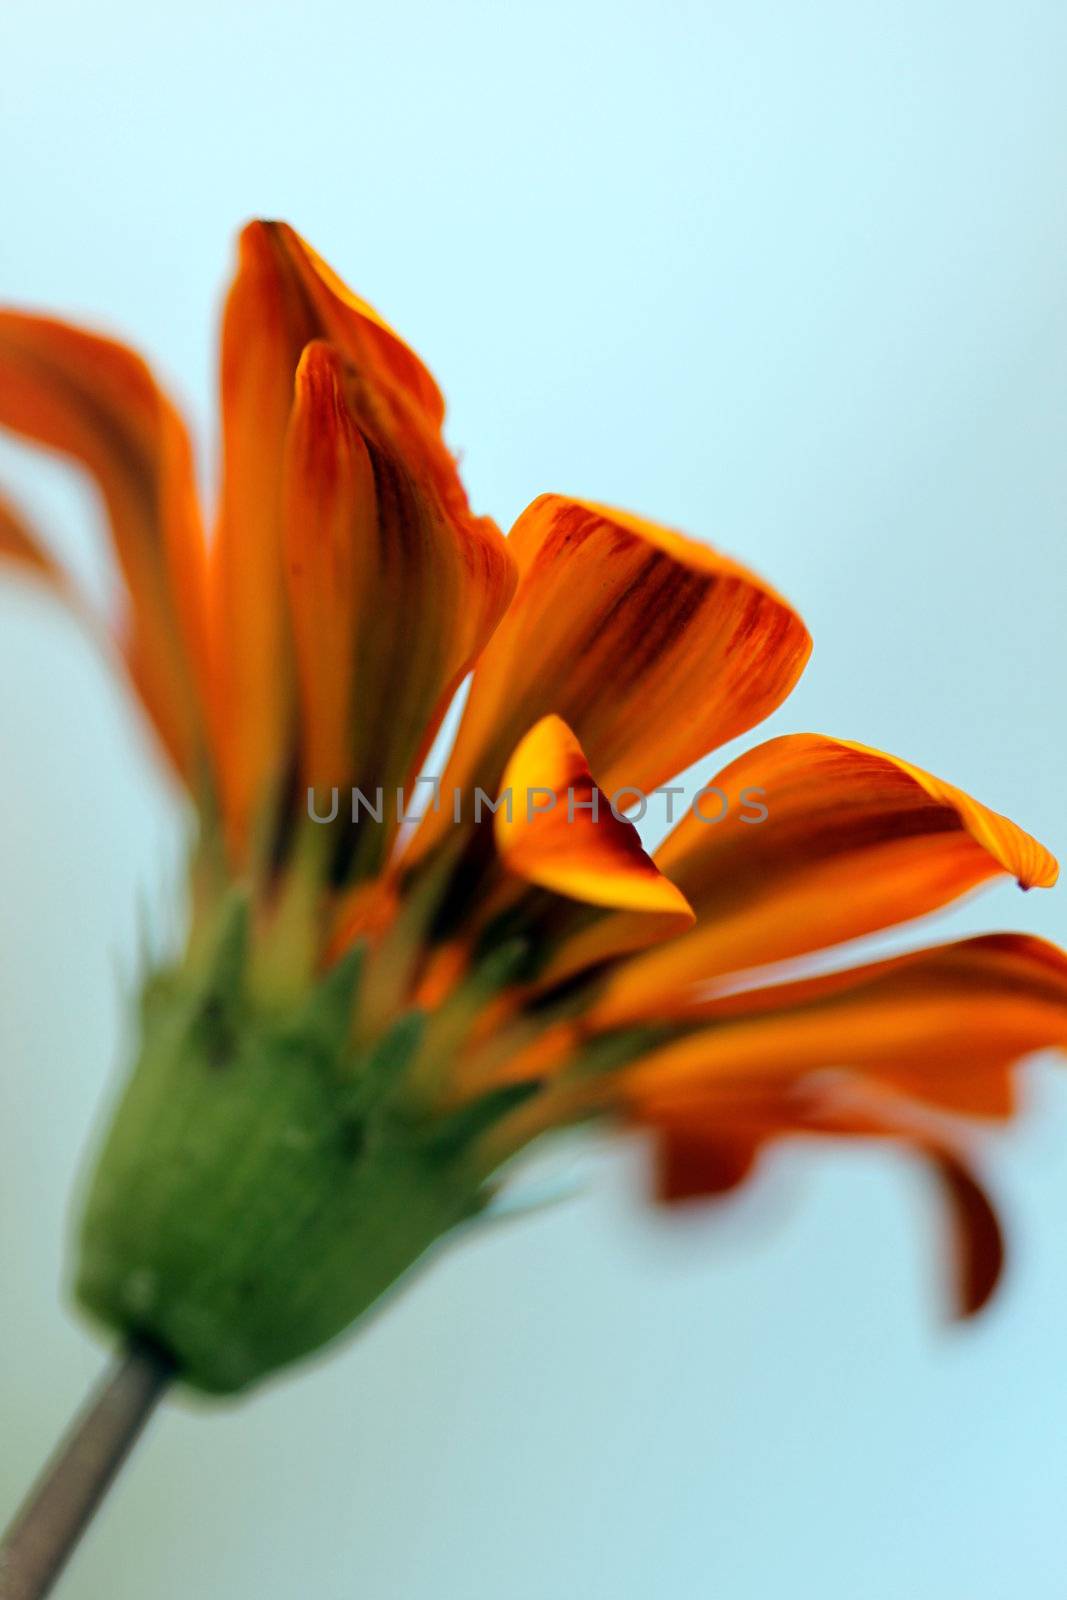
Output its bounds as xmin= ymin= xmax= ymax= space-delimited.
xmin=617 ymin=934 xmax=1067 ymax=1110
xmin=213 ymin=220 xmax=507 ymax=850
xmin=593 ymin=734 xmax=1057 ymax=1024
xmin=930 ymin=1148 xmax=1005 ymax=1318
xmin=0 ymin=490 xmax=65 ymax=589
xmin=283 ymin=342 xmax=516 ymax=877
xmin=409 ymin=495 xmax=810 ymax=863
xmin=623 ymin=954 xmax=1025 ymax=1322
xmin=494 ymin=715 xmax=694 ymax=917
xmin=653 ymin=1124 xmax=762 ymax=1200
xmin=647 ymin=1104 xmax=1005 ymax=1317
xmin=0 ymin=312 xmax=209 ymax=777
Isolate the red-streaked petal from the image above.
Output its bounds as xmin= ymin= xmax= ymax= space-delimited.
xmin=0 ymin=311 xmax=209 ymax=778
xmin=495 ymin=715 xmax=694 ymax=917
xmin=283 ymin=342 xmax=516 ymax=876
xmin=213 ymin=220 xmax=508 ymax=851
xmin=409 ymin=494 xmax=810 ymax=864
xmin=593 ymin=734 xmax=1057 ymax=1024
xmin=617 ymin=934 xmax=1067 ymax=1110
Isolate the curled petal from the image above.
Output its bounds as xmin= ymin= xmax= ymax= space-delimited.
xmin=780 ymin=1115 xmax=1006 ymax=1319
xmin=646 ymin=1100 xmax=1005 ymax=1318
xmin=654 ymin=1125 xmax=762 ymax=1201
xmin=930 ymin=1147 xmax=1005 ymax=1318
xmin=594 ymin=734 xmax=1057 ymax=1023
xmin=0 ymin=312 xmax=208 ymax=777
xmin=495 ymin=715 xmax=694 ymax=917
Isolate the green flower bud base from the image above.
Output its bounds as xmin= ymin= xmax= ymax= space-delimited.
xmin=75 ymin=932 xmax=492 ymax=1395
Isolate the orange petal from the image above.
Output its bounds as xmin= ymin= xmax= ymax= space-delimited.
xmin=0 ymin=491 xmax=61 ymax=583
xmin=929 ymin=1147 xmax=1005 ymax=1318
xmin=0 ymin=489 xmax=117 ymax=666
xmin=617 ymin=934 xmax=1067 ymax=1112
xmin=632 ymin=1062 xmax=1010 ymax=1317
xmin=653 ymin=1125 xmax=762 ymax=1200
xmin=212 ymin=224 xmax=307 ymax=840
xmin=646 ymin=1102 xmax=1004 ymax=1317
xmin=213 ymin=221 xmax=506 ymax=850
xmin=762 ymin=1113 xmax=1006 ymax=1319
xmin=409 ymin=495 xmax=810 ymax=863
xmin=593 ymin=734 xmax=1058 ymax=1024
xmin=495 ymin=715 xmax=694 ymax=917
xmin=283 ymin=342 xmax=516 ymax=877
xmin=261 ymin=224 xmax=469 ymax=518
xmin=0 ymin=312 xmax=209 ymax=779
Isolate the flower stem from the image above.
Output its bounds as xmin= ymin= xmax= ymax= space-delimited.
xmin=0 ymin=1340 xmax=173 ymax=1600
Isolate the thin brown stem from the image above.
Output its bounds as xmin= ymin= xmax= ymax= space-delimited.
xmin=0 ymin=1340 xmax=173 ymax=1600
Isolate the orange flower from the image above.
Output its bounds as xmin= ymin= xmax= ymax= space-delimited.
xmin=2 ymin=221 xmax=1064 ymax=1393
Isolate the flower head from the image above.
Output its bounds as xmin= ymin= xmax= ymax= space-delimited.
xmin=2 ymin=222 xmax=1064 ymax=1392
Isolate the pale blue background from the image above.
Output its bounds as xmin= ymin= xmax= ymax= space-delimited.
xmin=3 ymin=3 xmax=1067 ymax=1596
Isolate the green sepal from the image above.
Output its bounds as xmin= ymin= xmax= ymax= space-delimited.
xmin=289 ymin=942 xmax=365 ymax=1055
xmin=426 ymin=1081 xmax=542 ymax=1159
xmin=75 ymin=945 xmax=495 ymax=1396
xmin=337 ymin=1009 xmax=426 ymax=1116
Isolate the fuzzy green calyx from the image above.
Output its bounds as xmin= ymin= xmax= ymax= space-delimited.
xmin=75 ymin=903 xmax=498 ymax=1395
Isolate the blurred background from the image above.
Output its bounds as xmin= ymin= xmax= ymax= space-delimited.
xmin=2 ymin=2 xmax=1067 ymax=1595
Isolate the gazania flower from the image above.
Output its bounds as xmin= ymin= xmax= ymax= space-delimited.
xmin=2 ymin=221 xmax=1066 ymax=1427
